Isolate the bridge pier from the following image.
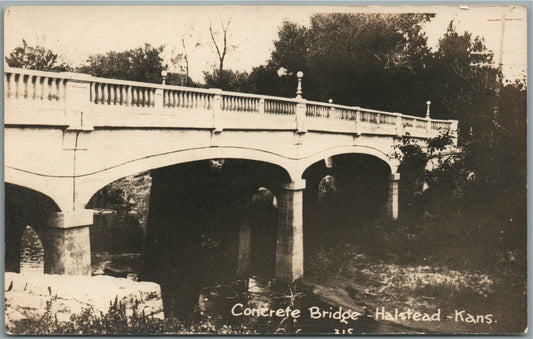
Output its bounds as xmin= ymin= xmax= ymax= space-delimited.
xmin=236 ymin=219 xmax=251 ymax=279
xmin=275 ymin=179 xmax=305 ymax=283
xmin=386 ymin=173 xmax=400 ymax=220
xmin=39 ymin=210 xmax=93 ymax=276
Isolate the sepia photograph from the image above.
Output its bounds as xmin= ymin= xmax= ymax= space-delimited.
xmin=3 ymin=4 xmax=528 ymax=335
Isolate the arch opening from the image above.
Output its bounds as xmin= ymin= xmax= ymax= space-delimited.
xmin=90 ymin=158 xmax=291 ymax=318
xmin=20 ymin=226 xmax=45 ymax=274
xmin=5 ymin=183 xmax=59 ymax=273
xmin=302 ymin=153 xmax=391 ymax=277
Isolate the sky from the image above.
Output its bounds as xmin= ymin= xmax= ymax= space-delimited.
xmin=3 ymin=5 xmax=528 ymax=83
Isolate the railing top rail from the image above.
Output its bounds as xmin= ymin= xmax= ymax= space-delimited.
xmin=403 ymin=115 xmax=429 ymax=121
xmin=218 ymin=89 xmax=301 ymax=103
xmin=306 ymin=100 xmax=393 ymax=115
xmin=430 ymin=118 xmax=455 ymax=123
xmin=5 ymin=66 xmax=81 ymax=80
xmin=306 ymin=99 xmax=420 ymax=119
xmin=4 ymin=67 xmax=302 ymax=101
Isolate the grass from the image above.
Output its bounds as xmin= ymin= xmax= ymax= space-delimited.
xmin=304 ymin=223 xmax=527 ymax=334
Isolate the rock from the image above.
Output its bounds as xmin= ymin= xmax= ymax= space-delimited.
xmin=5 ymin=272 xmax=164 ymax=333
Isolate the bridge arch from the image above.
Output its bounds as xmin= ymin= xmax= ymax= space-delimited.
xmin=295 ymin=145 xmax=398 ymax=180
xmin=76 ymin=146 xmax=298 ymax=210
xmin=5 ymin=168 xmax=67 ymax=211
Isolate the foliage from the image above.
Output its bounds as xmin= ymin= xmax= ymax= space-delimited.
xmin=78 ymin=44 xmax=165 ymax=83
xmin=165 ymin=71 xmax=197 ymax=87
xmin=5 ymin=40 xmax=71 ymax=71
xmin=9 ymin=295 xmax=253 ymax=335
xmin=392 ymin=80 xmax=526 ymax=275
xmin=203 ymin=69 xmax=253 ymax=92
xmin=428 ymin=22 xmax=499 ymax=141
xmin=249 ymin=14 xmax=435 ymax=112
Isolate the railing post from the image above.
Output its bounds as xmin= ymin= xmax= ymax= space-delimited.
xmin=259 ymin=98 xmax=265 ymax=115
xmin=395 ymin=113 xmax=403 ymax=137
xmin=426 ymin=117 xmax=432 ymax=138
xmin=64 ymin=73 xmax=93 ymax=130
xmin=354 ymin=107 xmax=361 ymax=135
xmin=210 ymin=88 xmax=223 ymax=133
xmin=154 ymin=88 xmax=164 ymax=108
xmin=450 ymin=120 xmax=459 ymax=146
xmin=295 ymin=99 xmax=307 ymax=134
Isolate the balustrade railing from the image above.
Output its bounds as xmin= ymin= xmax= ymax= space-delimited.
xmin=5 ymin=67 xmax=457 ymax=137
xmin=164 ymin=88 xmax=213 ymax=110
xmin=432 ymin=120 xmax=452 ymax=131
xmin=264 ymin=98 xmax=296 ymax=115
xmin=5 ymin=71 xmax=66 ymax=102
xmin=91 ymin=81 xmax=156 ymax=107
xmin=222 ymin=93 xmax=261 ymax=113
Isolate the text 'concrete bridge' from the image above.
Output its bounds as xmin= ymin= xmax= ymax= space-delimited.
xmin=4 ymin=67 xmax=458 ymax=282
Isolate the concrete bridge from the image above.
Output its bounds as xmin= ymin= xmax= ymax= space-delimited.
xmin=4 ymin=67 xmax=458 ymax=283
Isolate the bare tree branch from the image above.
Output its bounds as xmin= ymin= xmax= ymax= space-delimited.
xmin=209 ymin=17 xmax=232 ymax=72
xmin=181 ymin=38 xmax=189 ymax=85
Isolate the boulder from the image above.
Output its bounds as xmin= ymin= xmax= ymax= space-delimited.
xmin=5 ymin=272 xmax=164 ymax=332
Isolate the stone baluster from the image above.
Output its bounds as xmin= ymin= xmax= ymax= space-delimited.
xmin=102 ymin=83 xmax=108 ymax=104
xmin=110 ymin=85 xmax=116 ymax=105
xmin=43 ymin=77 xmax=50 ymax=101
xmin=8 ymin=73 xmax=17 ymax=98
xmin=58 ymin=79 xmax=65 ymax=102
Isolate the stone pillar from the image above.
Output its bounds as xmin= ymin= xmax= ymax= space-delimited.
xmin=39 ymin=210 xmax=93 ymax=276
xmin=386 ymin=173 xmax=400 ymax=220
xmin=275 ymin=179 xmax=305 ymax=283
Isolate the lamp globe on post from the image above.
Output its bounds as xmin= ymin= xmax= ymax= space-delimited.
xmin=296 ymin=71 xmax=304 ymax=99
xmin=161 ymin=70 xmax=168 ymax=85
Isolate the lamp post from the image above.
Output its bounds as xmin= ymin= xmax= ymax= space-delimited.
xmin=296 ymin=71 xmax=304 ymax=99
xmin=161 ymin=70 xmax=168 ymax=85
xmin=426 ymin=100 xmax=431 ymax=118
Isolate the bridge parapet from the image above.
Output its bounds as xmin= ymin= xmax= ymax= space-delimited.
xmin=4 ymin=67 xmax=457 ymax=141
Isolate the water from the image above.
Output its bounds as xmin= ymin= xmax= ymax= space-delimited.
xmin=20 ymin=226 xmax=44 ymax=274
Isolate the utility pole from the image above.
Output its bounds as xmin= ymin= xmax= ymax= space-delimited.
xmin=487 ymin=13 xmax=522 ymax=80
xmin=486 ymin=13 xmax=522 ymax=120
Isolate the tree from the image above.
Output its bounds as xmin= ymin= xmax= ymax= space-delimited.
xmin=249 ymin=13 xmax=435 ymax=113
xmin=170 ymin=38 xmax=191 ymax=86
xmin=209 ymin=18 xmax=232 ymax=72
xmin=170 ymin=32 xmax=201 ymax=87
xmin=78 ymin=44 xmax=165 ymax=83
xmin=5 ymin=39 xmax=71 ymax=71
xmin=203 ymin=69 xmax=252 ymax=92
xmin=427 ymin=22 xmax=499 ymax=139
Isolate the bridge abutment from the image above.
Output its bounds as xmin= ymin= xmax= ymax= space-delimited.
xmin=39 ymin=210 xmax=93 ymax=276
xmin=275 ymin=179 xmax=305 ymax=283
